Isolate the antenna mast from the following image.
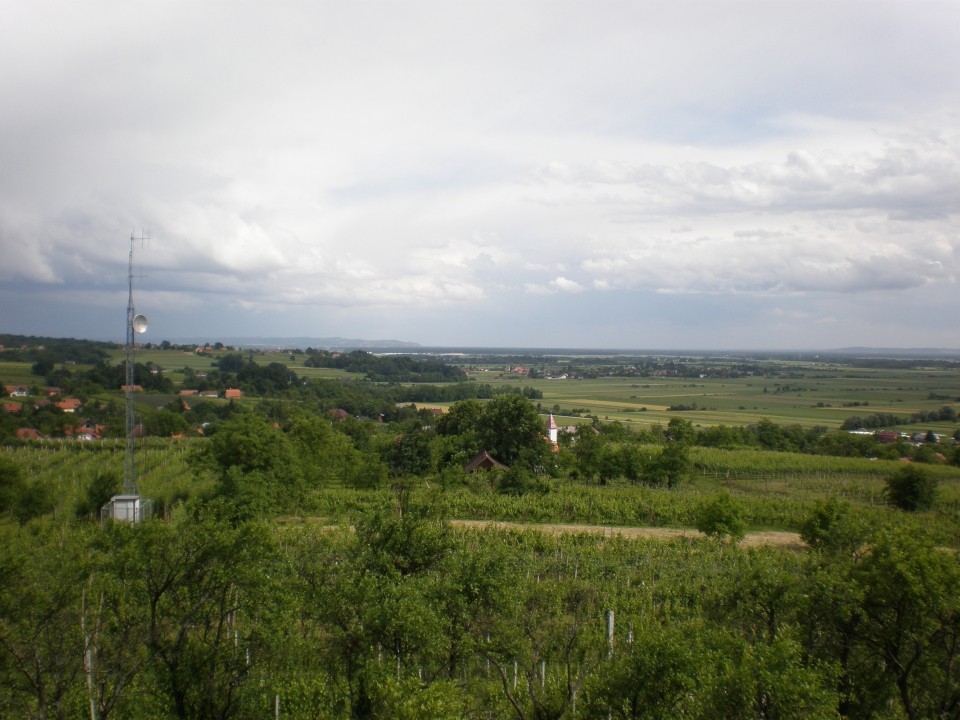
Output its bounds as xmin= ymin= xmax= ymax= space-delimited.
xmin=124 ymin=231 xmax=148 ymax=494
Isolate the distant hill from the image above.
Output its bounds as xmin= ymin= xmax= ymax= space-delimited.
xmin=172 ymin=336 xmax=422 ymax=351
xmin=831 ymin=347 xmax=960 ymax=359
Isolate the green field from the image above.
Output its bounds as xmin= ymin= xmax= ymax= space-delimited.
xmin=473 ymin=365 xmax=960 ymax=432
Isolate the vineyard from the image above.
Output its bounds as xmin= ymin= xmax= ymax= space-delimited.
xmin=3 ymin=437 xmax=959 ymax=546
xmin=1 ymin=489 xmax=958 ymax=719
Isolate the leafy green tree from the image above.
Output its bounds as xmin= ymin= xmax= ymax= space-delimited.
xmin=119 ymin=516 xmax=291 ymax=720
xmin=705 ymin=634 xmax=838 ymax=720
xmin=480 ymin=574 xmax=602 ymax=720
xmin=800 ymin=497 xmax=868 ymax=557
xmin=148 ymin=408 xmax=189 ymax=437
xmin=285 ymin=410 xmax=369 ymax=488
xmin=75 ymin=470 xmax=122 ymax=521
xmin=434 ymin=399 xmax=484 ymax=469
xmin=642 ymin=441 xmax=690 ymax=488
xmin=571 ymin=426 xmax=605 ymax=483
xmin=884 ymin=464 xmax=938 ymax=511
xmin=851 ymin=530 xmax=960 ymax=720
xmin=584 ymin=621 xmax=702 ymax=719
xmin=666 ymin=416 xmax=695 ymax=443
xmin=384 ymin=419 xmax=435 ymax=477
xmin=196 ymin=410 xmax=303 ymax=518
xmin=0 ymin=527 xmax=89 ymax=719
xmin=496 ymin=464 xmax=538 ymax=495
xmin=0 ymin=455 xmax=25 ymax=517
xmin=479 ymin=394 xmax=549 ymax=469
xmin=696 ymin=492 xmax=747 ymax=544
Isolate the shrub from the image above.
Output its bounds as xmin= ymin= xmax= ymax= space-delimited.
xmin=695 ymin=492 xmax=746 ymax=544
xmin=884 ymin=464 xmax=938 ymax=511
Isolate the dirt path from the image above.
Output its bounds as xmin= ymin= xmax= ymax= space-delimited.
xmin=450 ymin=519 xmax=805 ymax=549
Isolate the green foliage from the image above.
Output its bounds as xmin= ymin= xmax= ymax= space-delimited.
xmin=479 ymin=393 xmax=550 ymax=469
xmin=584 ymin=621 xmax=702 ymax=719
xmin=384 ymin=419 xmax=436 ymax=477
xmin=800 ymin=496 xmax=868 ymax=556
xmin=695 ymin=492 xmax=747 ymax=544
xmin=197 ymin=410 xmax=303 ymax=518
xmin=646 ymin=441 xmax=691 ymax=488
xmin=1 ymin=509 xmax=959 ymax=720
xmin=75 ymin=469 xmax=121 ymax=521
xmin=885 ymin=464 xmax=938 ymax=511
xmin=0 ymin=454 xmax=24 ymax=515
xmin=0 ymin=454 xmax=56 ymax=524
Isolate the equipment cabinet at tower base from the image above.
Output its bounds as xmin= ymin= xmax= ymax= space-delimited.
xmin=101 ymin=494 xmax=153 ymax=523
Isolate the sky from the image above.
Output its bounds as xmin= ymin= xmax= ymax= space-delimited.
xmin=1 ymin=1 xmax=959 ymax=350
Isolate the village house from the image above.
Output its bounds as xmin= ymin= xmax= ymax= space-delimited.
xmin=56 ymin=398 xmax=82 ymax=413
xmin=464 ymin=450 xmax=509 ymax=473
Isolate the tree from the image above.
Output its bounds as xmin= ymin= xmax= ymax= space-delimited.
xmin=0 ymin=527 xmax=89 ymax=719
xmin=851 ymin=531 xmax=960 ymax=720
xmin=0 ymin=455 xmax=25 ymax=517
xmin=285 ymin=410 xmax=370 ymax=488
xmin=645 ymin=441 xmax=690 ymax=488
xmin=800 ymin=496 xmax=868 ymax=557
xmin=119 ymin=517 xmax=290 ymax=720
xmin=584 ymin=621 xmax=702 ymax=719
xmin=666 ymin=416 xmax=695 ymax=443
xmin=696 ymin=492 xmax=747 ymax=544
xmin=884 ymin=464 xmax=938 ymax=511
xmin=75 ymin=470 xmax=122 ymax=522
xmin=197 ymin=410 xmax=302 ymax=518
xmin=384 ymin=419 xmax=435 ymax=477
xmin=479 ymin=394 xmax=549 ymax=470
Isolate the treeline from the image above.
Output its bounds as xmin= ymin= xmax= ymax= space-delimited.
xmin=690 ymin=416 xmax=960 ymax=461
xmin=841 ymin=406 xmax=958 ymax=430
xmin=0 ymin=333 xmax=113 ymax=366
xmin=1 ymin=496 xmax=958 ymax=720
xmin=304 ymin=349 xmax=467 ymax=382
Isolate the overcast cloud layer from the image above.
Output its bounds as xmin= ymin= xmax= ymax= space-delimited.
xmin=2 ymin=1 xmax=958 ymax=349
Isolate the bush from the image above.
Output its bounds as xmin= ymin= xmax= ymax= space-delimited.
xmin=884 ymin=464 xmax=938 ymax=511
xmin=800 ymin=497 xmax=867 ymax=556
xmin=695 ymin=492 xmax=746 ymax=544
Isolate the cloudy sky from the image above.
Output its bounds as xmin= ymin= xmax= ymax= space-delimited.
xmin=2 ymin=1 xmax=958 ymax=350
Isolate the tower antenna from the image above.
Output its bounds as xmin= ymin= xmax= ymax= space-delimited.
xmin=103 ymin=231 xmax=152 ymax=523
xmin=124 ymin=230 xmax=149 ymax=493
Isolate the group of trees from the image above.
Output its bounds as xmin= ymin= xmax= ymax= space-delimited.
xmin=2 ymin=497 xmax=958 ymax=720
xmin=841 ymin=406 xmax=959 ymax=430
xmin=695 ymin=417 xmax=960 ymax=464
xmin=304 ymin=349 xmax=467 ymax=383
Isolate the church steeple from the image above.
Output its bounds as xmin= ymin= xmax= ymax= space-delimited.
xmin=547 ymin=414 xmax=558 ymax=445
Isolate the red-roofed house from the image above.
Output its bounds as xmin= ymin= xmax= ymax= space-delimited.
xmin=56 ymin=398 xmax=82 ymax=413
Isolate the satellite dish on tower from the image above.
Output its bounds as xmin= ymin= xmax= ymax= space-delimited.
xmin=132 ymin=314 xmax=148 ymax=334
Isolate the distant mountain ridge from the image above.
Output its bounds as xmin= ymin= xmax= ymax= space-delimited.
xmin=831 ymin=347 xmax=960 ymax=358
xmin=174 ymin=336 xmax=423 ymax=351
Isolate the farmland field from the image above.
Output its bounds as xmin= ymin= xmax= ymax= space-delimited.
xmin=473 ymin=364 xmax=960 ymax=432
